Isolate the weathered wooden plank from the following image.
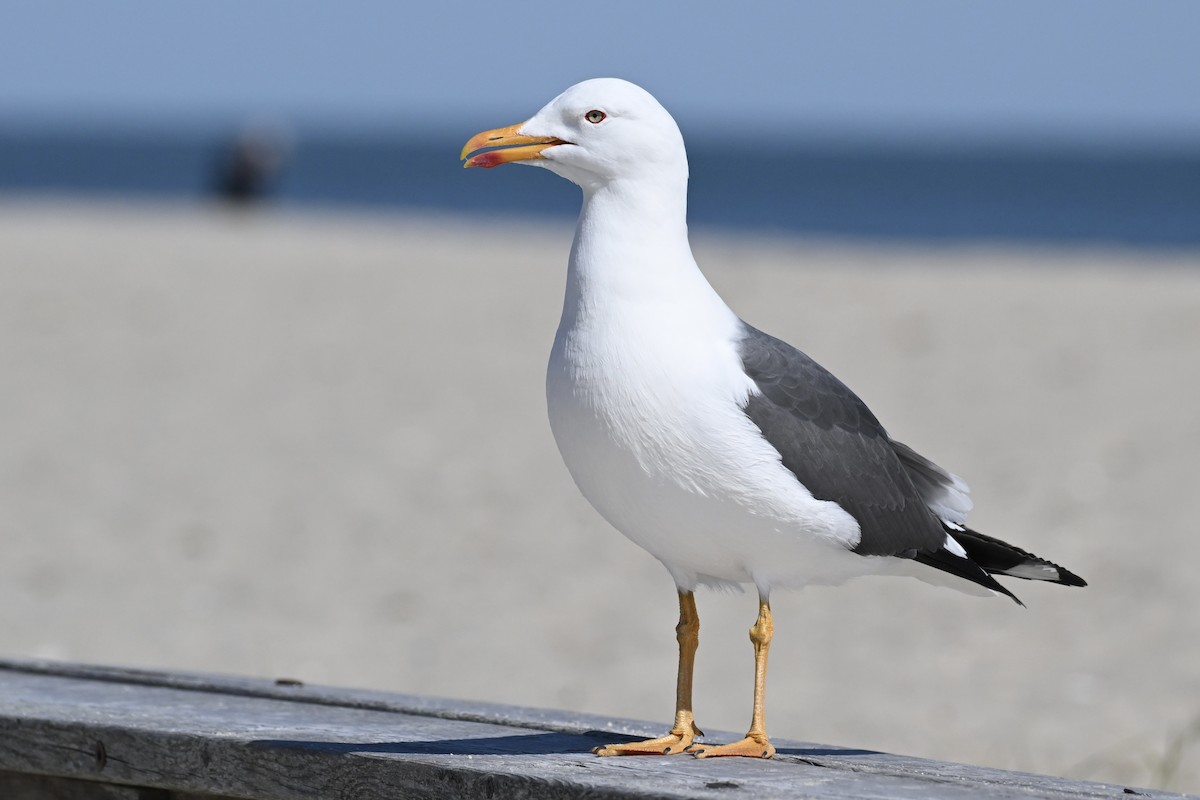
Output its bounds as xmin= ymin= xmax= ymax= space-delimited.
xmin=0 ymin=770 xmax=241 ymax=800
xmin=0 ymin=770 xmax=150 ymax=800
xmin=0 ymin=659 xmax=1188 ymax=800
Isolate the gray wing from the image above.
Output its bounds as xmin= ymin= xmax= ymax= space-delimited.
xmin=890 ymin=440 xmax=972 ymax=524
xmin=737 ymin=323 xmax=945 ymax=557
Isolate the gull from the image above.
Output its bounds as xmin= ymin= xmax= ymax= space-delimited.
xmin=461 ymin=78 xmax=1085 ymax=759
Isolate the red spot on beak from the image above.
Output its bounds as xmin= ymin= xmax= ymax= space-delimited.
xmin=470 ymin=151 xmax=507 ymax=169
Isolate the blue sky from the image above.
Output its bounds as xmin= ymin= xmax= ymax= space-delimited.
xmin=2 ymin=1 xmax=1198 ymax=144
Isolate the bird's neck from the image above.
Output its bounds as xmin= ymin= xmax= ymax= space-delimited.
xmin=580 ymin=172 xmax=689 ymax=242
xmin=564 ymin=175 xmax=721 ymax=320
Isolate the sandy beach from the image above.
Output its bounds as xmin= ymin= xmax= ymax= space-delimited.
xmin=2 ymin=201 xmax=1198 ymax=792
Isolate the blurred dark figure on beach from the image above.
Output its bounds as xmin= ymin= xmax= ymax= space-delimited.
xmin=214 ymin=124 xmax=291 ymax=204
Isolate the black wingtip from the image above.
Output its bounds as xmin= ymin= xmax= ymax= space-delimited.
xmin=948 ymin=525 xmax=1087 ymax=589
xmin=913 ymin=548 xmax=1025 ymax=606
xmin=1054 ymin=567 xmax=1088 ymax=588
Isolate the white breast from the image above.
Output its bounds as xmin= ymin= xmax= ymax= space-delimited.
xmin=545 ymin=276 xmax=869 ymax=594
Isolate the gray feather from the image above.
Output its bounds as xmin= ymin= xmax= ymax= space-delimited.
xmin=737 ymin=323 xmax=945 ymax=557
xmin=891 ymin=440 xmax=973 ymax=524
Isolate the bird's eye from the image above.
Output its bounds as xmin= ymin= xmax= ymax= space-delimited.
xmin=584 ymin=110 xmax=607 ymax=124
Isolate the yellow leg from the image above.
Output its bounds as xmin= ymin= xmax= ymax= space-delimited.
xmin=593 ymin=591 xmax=704 ymax=756
xmin=690 ymin=599 xmax=776 ymax=759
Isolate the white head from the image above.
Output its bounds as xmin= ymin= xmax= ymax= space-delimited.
xmin=462 ymin=78 xmax=688 ymax=191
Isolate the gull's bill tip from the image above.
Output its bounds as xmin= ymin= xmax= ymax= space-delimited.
xmin=461 ymin=122 xmax=566 ymax=168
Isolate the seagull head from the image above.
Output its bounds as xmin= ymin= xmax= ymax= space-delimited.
xmin=461 ymin=78 xmax=687 ymax=190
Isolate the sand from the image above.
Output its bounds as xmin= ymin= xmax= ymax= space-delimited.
xmin=1 ymin=200 xmax=1198 ymax=792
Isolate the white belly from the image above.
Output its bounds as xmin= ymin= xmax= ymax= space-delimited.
xmin=545 ymin=309 xmax=871 ymax=595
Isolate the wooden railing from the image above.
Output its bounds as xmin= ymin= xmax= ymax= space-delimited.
xmin=0 ymin=658 xmax=1177 ymax=799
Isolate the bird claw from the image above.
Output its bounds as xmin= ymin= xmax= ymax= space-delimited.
xmin=592 ymin=729 xmax=698 ymax=757
xmin=688 ymin=735 xmax=776 ymax=759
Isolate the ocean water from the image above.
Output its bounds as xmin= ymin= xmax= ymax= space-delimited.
xmin=1 ymin=128 xmax=1197 ymax=247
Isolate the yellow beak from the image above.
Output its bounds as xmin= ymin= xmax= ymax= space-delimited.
xmin=461 ymin=122 xmax=566 ymax=169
